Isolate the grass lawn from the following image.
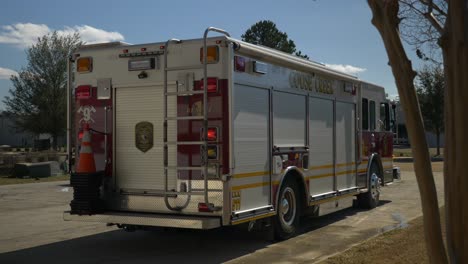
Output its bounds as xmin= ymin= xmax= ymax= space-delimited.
xmin=322 ymin=208 xmax=445 ymax=263
xmin=394 ymin=147 xmax=444 ymax=157
xmin=323 ymin=162 xmax=445 ymax=263
xmin=0 ymin=174 xmax=70 ymax=186
xmin=396 ymin=161 xmax=444 ymax=173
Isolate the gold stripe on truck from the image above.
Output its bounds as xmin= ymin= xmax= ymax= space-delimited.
xmin=232 ymin=171 xmax=269 ymax=179
xmin=308 ymin=162 xmax=356 ymax=170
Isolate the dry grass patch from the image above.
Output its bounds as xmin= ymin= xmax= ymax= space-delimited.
xmin=321 ymin=207 xmax=445 ymax=264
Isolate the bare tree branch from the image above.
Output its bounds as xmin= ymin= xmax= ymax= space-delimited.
xmin=425 ymin=11 xmax=444 ymax=33
xmin=421 ymin=0 xmax=448 ymax=16
xmin=420 ymin=0 xmax=445 ymax=33
xmin=398 ymin=0 xmax=447 ymax=63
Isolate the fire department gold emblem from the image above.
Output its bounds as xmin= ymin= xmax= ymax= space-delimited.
xmin=135 ymin=121 xmax=153 ymax=153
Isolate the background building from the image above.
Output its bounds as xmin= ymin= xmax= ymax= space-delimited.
xmin=393 ymin=100 xmax=445 ymax=148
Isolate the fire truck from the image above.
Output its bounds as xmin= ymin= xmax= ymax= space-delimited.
xmin=64 ymin=27 xmax=400 ymax=239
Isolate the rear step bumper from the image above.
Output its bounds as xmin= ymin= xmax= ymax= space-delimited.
xmin=63 ymin=211 xmax=221 ymax=229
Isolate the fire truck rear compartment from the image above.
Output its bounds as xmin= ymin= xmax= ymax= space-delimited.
xmin=111 ymin=82 xmax=224 ymax=214
xmin=115 ymin=84 xmax=177 ymax=191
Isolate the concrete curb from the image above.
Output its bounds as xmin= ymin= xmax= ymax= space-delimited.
xmin=393 ymin=157 xmax=444 ymax=163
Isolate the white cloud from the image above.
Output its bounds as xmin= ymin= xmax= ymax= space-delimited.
xmin=57 ymin=25 xmax=124 ymax=44
xmin=0 ymin=23 xmax=124 ymax=48
xmin=388 ymin=94 xmax=400 ymax=101
xmin=325 ymin=64 xmax=367 ymax=75
xmin=0 ymin=23 xmax=50 ymax=47
xmin=0 ymin=67 xmax=18 ymax=80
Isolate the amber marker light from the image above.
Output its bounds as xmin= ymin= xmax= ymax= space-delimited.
xmin=200 ymin=46 xmax=219 ymax=63
xmin=77 ymin=57 xmax=93 ymax=73
xmin=207 ymin=145 xmax=218 ymax=160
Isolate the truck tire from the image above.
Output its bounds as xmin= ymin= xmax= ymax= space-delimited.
xmin=357 ymin=162 xmax=381 ymax=209
xmin=274 ymin=178 xmax=301 ymax=240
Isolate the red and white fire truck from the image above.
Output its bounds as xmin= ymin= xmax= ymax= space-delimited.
xmin=64 ymin=27 xmax=400 ymax=239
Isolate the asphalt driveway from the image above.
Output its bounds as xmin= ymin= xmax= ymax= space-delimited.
xmin=0 ymin=163 xmax=444 ymax=263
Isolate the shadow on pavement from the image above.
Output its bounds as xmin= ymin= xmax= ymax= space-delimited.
xmin=0 ymin=226 xmax=270 ymax=264
xmin=0 ymin=200 xmax=393 ymax=264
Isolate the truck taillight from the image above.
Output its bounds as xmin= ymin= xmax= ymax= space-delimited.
xmin=200 ymin=46 xmax=219 ymax=64
xmin=207 ymin=127 xmax=217 ymax=141
xmin=207 ymin=145 xmax=218 ymax=160
xmin=77 ymin=57 xmax=93 ymax=73
xmin=202 ymin=127 xmax=219 ymax=159
xmin=198 ymin=202 xmax=215 ymax=212
xmin=194 ymin=77 xmax=218 ymax=93
xmin=75 ymin=85 xmax=92 ymax=99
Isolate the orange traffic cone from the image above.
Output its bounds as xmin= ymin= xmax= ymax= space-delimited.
xmin=76 ymin=124 xmax=96 ymax=173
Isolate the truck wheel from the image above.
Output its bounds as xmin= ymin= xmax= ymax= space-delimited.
xmin=274 ymin=178 xmax=300 ymax=240
xmin=357 ymin=162 xmax=381 ymax=209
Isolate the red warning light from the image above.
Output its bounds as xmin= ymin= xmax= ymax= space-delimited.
xmin=195 ymin=77 xmax=218 ymax=93
xmin=75 ymin=85 xmax=92 ymax=99
xmin=207 ymin=127 xmax=218 ymax=141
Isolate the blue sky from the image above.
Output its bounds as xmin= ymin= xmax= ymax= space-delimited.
xmin=0 ymin=0 xmax=425 ymax=110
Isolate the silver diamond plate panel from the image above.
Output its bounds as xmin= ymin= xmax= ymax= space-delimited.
xmin=104 ymin=180 xmax=224 ymax=215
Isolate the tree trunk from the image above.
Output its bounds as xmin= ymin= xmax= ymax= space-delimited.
xmin=440 ymin=1 xmax=468 ymax=262
xmin=367 ymin=1 xmax=447 ymax=263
